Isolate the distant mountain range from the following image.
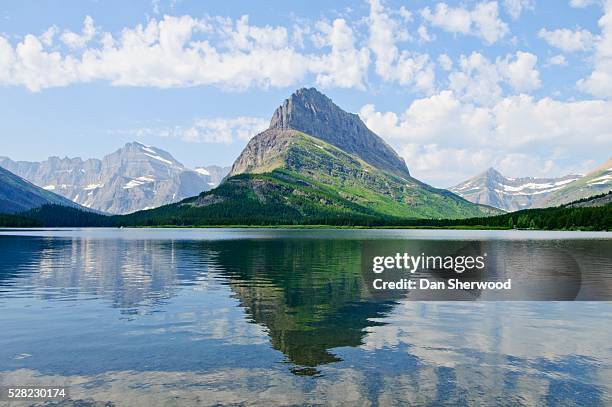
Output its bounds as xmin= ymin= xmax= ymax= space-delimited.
xmin=451 ymin=159 xmax=612 ymax=211
xmin=0 ymin=166 xmax=85 ymax=214
xmin=123 ymin=88 xmax=499 ymax=226
xmin=0 ymin=143 xmax=229 ymax=214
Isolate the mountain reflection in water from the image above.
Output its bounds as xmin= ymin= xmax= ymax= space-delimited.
xmin=0 ymin=230 xmax=610 ymax=406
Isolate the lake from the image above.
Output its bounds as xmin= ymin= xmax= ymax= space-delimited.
xmin=0 ymin=228 xmax=611 ymax=406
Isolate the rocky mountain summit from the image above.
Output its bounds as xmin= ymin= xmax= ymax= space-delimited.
xmin=0 ymin=143 xmax=229 ymax=214
xmin=451 ymin=159 xmax=611 ymax=211
xmin=230 ymin=88 xmax=411 ymax=179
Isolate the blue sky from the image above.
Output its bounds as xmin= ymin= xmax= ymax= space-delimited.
xmin=1 ymin=0 xmax=611 ymax=186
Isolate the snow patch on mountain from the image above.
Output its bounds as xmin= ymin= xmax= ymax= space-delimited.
xmin=143 ymin=153 xmax=173 ymax=166
xmin=124 ymin=176 xmax=156 ymax=189
xmin=84 ymin=183 xmax=104 ymax=190
xmin=195 ymin=168 xmax=211 ymax=176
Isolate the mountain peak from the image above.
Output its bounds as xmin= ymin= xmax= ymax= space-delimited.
xmin=267 ymin=88 xmax=411 ymax=179
xmin=110 ymin=142 xmax=183 ymax=167
xmin=483 ymin=167 xmax=502 ymax=177
xmin=123 ymin=141 xmax=152 ymax=150
xmin=269 ymin=87 xmax=337 ymax=130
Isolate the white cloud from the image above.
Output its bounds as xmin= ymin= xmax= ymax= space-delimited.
xmin=497 ymin=51 xmax=541 ymax=91
xmin=538 ymin=27 xmax=596 ymax=52
xmin=182 ymin=116 xmax=268 ymax=143
xmin=130 ymin=116 xmax=268 ymax=144
xmin=548 ymin=54 xmax=567 ymax=66
xmin=368 ymin=0 xmax=401 ymax=80
xmin=60 ymin=15 xmax=96 ymax=49
xmin=152 ymin=0 xmax=161 ymax=15
xmin=449 ymin=53 xmax=503 ymax=105
xmin=472 ymin=2 xmax=510 ymax=43
xmin=39 ymin=26 xmax=58 ymax=47
xmin=578 ymin=0 xmax=612 ymax=97
xmin=0 ymin=34 xmax=80 ymax=91
xmin=368 ymin=0 xmax=435 ymax=92
xmin=311 ymin=19 xmax=370 ymax=89
xmin=421 ymin=4 xmax=471 ymax=35
xmin=503 ymin=0 xmax=533 ymax=19
xmin=417 ymin=25 xmax=435 ymax=42
xmin=438 ymin=54 xmax=453 ymax=71
xmin=0 ymin=14 xmax=373 ymax=92
xmin=421 ymin=2 xmax=509 ymax=44
xmin=360 ymin=91 xmax=612 ymax=185
xmin=218 ymin=15 xmax=289 ymax=51
xmin=448 ymin=51 xmax=540 ymax=105
xmin=398 ymin=6 xmax=413 ymax=22
xmin=569 ymin=0 xmax=595 ymax=7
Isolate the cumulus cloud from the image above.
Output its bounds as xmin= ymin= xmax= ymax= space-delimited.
xmin=538 ymin=27 xmax=596 ymax=52
xmin=60 ymin=15 xmax=96 ymax=49
xmin=311 ymin=19 xmax=370 ymax=89
xmin=438 ymin=54 xmax=453 ymax=71
xmin=0 ymin=34 xmax=80 ymax=91
xmin=39 ymin=26 xmax=58 ymax=47
xmin=497 ymin=51 xmax=541 ymax=91
xmin=448 ymin=51 xmax=540 ymax=105
xmin=360 ymin=91 xmax=612 ymax=185
xmin=421 ymin=2 xmax=509 ymax=44
xmin=368 ymin=0 xmax=435 ymax=92
xmin=0 ymin=13 xmax=371 ymax=92
xmin=129 ymin=116 xmax=268 ymax=144
xmin=547 ymin=54 xmax=567 ymax=66
xmin=0 ymin=3 xmax=554 ymax=100
xmin=417 ymin=25 xmax=435 ymax=42
xmin=503 ymin=0 xmax=533 ymax=19
xmin=578 ymin=0 xmax=612 ymax=97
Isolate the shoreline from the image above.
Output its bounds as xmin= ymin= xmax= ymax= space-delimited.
xmin=1 ymin=225 xmax=609 ymax=232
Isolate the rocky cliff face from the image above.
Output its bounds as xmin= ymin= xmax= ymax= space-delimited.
xmin=230 ymin=88 xmax=411 ymax=179
xmin=0 ymin=143 xmax=230 ymax=214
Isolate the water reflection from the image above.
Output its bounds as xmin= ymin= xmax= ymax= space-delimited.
xmin=0 ymin=232 xmax=611 ymax=405
xmin=0 ymin=237 xmax=396 ymax=374
xmin=212 ymin=239 xmax=395 ymax=373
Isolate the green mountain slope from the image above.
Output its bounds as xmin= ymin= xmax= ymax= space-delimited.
xmin=122 ymin=131 xmax=499 ymax=226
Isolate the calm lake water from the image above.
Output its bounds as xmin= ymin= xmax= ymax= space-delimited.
xmin=0 ymin=228 xmax=611 ymax=406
